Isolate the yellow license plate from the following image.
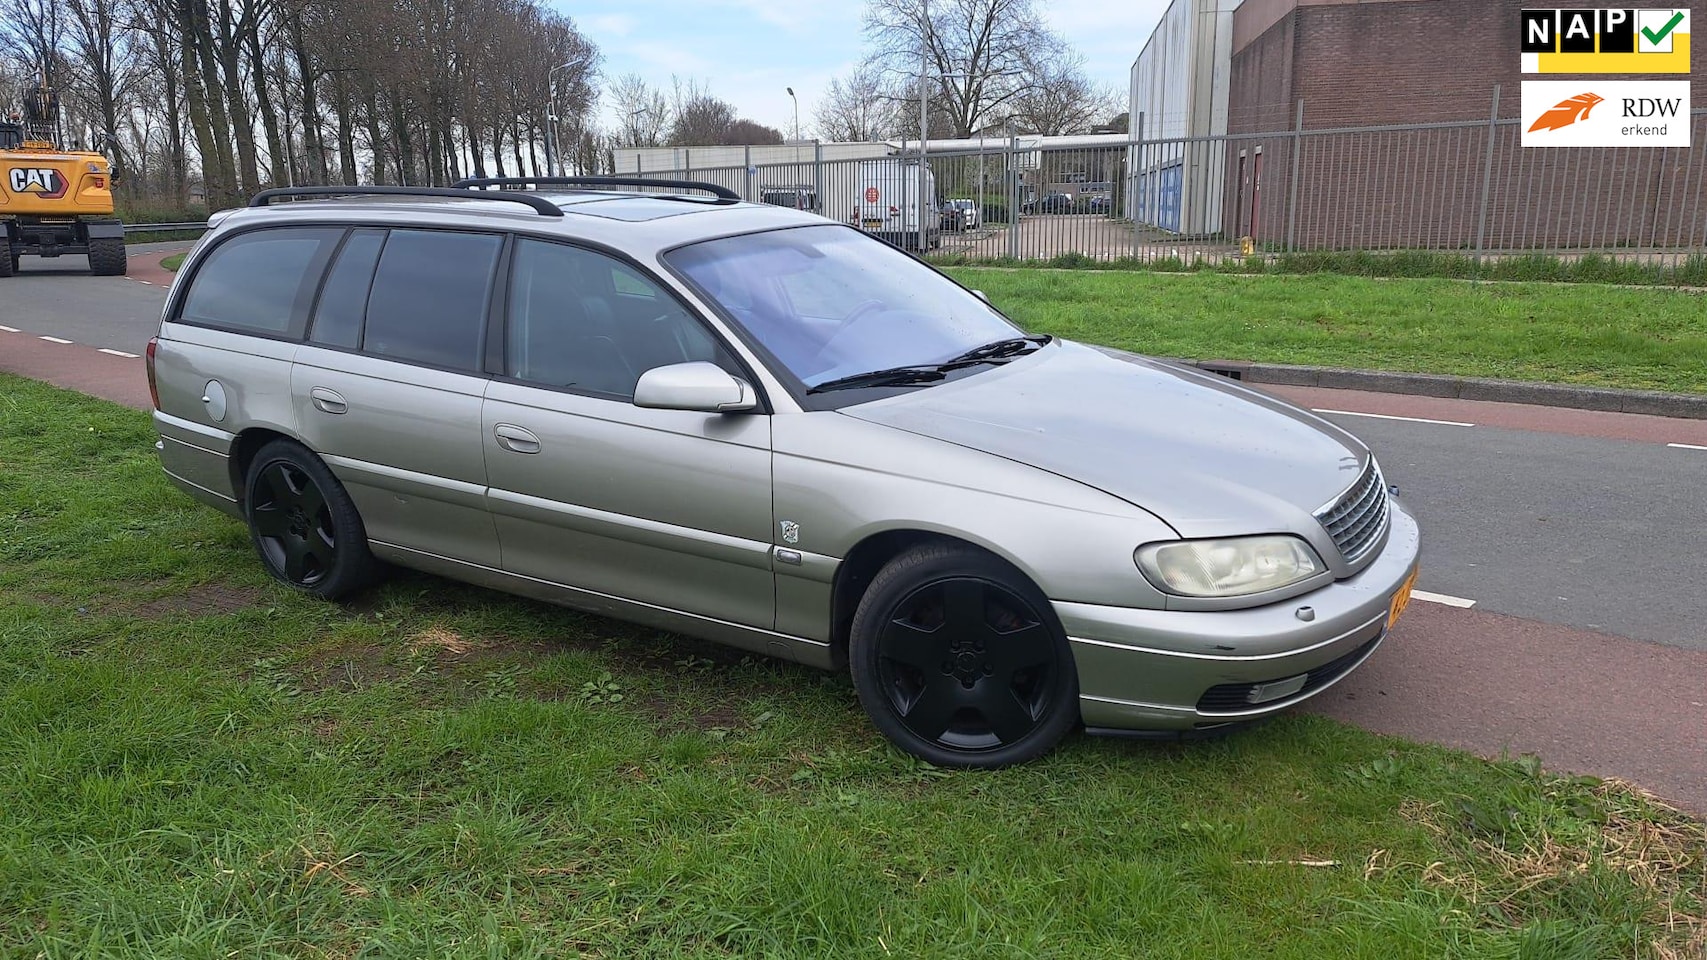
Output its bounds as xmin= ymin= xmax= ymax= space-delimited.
xmin=1387 ymin=567 xmax=1418 ymax=629
xmin=861 ymin=219 xmax=883 ymax=229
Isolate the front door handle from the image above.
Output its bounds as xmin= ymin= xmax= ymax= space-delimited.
xmin=309 ymin=387 xmax=347 ymax=414
xmin=494 ymin=423 xmax=541 ymax=454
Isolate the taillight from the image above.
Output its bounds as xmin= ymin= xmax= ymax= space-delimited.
xmin=145 ymin=337 xmax=160 ymax=410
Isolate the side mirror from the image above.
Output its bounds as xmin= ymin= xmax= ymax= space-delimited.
xmin=971 ymin=289 xmax=988 ymax=302
xmin=633 ymin=361 xmax=757 ymax=413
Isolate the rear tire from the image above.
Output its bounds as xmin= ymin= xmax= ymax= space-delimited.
xmin=88 ymin=237 xmax=127 ymax=277
xmin=243 ymin=439 xmax=378 ymax=600
xmin=0 ymin=244 xmax=14 ymax=278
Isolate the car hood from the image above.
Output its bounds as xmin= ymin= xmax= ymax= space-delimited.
xmin=839 ymin=341 xmax=1369 ymax=538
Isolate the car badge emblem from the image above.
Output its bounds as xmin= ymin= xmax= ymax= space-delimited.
xmin=780 ymin=520 xmax=800 ymax=544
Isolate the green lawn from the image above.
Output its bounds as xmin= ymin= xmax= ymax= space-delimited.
xmin=1 ymin=374 xmax=1701 ymax=958
xmin=945 ymin=269 xmax=1707 ymax=395
xmin=160 ymin=252 xmax=186 ymax=272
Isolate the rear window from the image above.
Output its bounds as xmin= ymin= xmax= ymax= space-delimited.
xmin=308 ymin=229 xmax=385 ymax=349
xmin=361 ymin=229 xmax=502 ymax=371
xmin=179 ymin=228 xmax=340 ymax=335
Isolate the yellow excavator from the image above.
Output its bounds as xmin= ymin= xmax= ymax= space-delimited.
xmin=0 ymin=81 xmax=126 ymax=278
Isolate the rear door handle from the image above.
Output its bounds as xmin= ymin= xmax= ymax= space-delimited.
xmin=309 ymin=387 xmax=347 ymax=414
xmin=494 ymin=423 xmax=541 ymax=454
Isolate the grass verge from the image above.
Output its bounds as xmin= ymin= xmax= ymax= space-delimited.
xmin=160 ymin=252 xmax=186 ymax=272
xmin=943 ymin=268 xmax=1707 ymax=395
xmin=1 ymin=373 xmax=1702 ymax=956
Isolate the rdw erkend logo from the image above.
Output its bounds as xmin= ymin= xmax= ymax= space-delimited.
xmin=7 ymin=167 xmax=66 ymax=199
xmin=1521 ymin=80 xmax=1691 ymax=147
xmin=1527 ymin=92 xmax=1604 ymax=132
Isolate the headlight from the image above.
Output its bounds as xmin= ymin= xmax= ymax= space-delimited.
xmin=1135 ymin=536 xmax=1324 ymax=598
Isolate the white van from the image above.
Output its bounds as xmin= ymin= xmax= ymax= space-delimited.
xmin=855 ymin=158 xmax=940 ymax=251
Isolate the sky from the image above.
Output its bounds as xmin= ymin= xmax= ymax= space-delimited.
xmin=563 ymin=0 xmax=1173 ymax=139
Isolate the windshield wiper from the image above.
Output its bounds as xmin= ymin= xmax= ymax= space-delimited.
xmin=807 ymin=366 xmax=949 ymax=394
xmin=941 ymin=335 xmax=1050 ymax=365
xmin=807 ymin=337 xmax=1049 ymax=395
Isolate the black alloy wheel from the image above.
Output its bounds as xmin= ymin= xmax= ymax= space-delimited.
xmin=851 ymin=545 xmax=1078 ymax=767
xmin=243 ymin=440 xmax=377 ymax=599
xmin=251 ymin=459 xmax=335 ymax=586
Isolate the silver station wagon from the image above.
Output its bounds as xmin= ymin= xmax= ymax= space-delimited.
xmin=149 ymin=178 xmax=1420 ymax=767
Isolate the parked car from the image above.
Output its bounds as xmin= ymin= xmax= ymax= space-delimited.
xmin=1085 ymin=193 xmax=1112 ymax=214
xmin=149 ymin=177 xmax=1419 ymax=768
xmin=1023 ymin=192 xmax=1075 ymax=215
xmin=943 ymin=198 xmax=980 ymax=231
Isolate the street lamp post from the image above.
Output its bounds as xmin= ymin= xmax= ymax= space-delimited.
xmin=545 ymin=54 xmax=590 ymax=177
xmin=786 ymin=87 xmax=799 ymax=141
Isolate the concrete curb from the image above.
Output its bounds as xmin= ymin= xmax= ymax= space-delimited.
xmin=1182 ymin=360 xmax=1707 ymax=421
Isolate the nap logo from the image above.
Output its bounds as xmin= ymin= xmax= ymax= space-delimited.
xmin=1520 ymin=8 xmax=1690 ymax=73
xmin=7 ymin=167 xmax=66 ymax=199
xmin=1521 ymin=80 xmax=1691 ymax=147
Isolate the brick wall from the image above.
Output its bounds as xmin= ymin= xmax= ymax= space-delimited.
xmin=1222 ymin=0 xmax=1707 ymax=249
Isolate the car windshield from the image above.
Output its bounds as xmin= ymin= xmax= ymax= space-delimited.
xmin=666 ymin=224 xmax=1021 ymax=389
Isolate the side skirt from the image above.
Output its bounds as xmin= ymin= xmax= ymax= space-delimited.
xmin=369 ymin=540 xmax=837 ymax=671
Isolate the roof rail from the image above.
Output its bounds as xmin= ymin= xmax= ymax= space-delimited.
xmin=454 ymin=176 xmax=741 ymax=203
xmin=249 ymin=185 xmax=563 ymax=217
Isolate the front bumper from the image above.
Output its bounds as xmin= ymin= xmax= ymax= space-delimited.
xmin=1059 ymin=501 xmax=1420 ymax=732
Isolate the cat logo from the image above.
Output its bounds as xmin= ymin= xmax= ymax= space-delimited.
xmin=8 ymin=167 xmax=67 ymax=199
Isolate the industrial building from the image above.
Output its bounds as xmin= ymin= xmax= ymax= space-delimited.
xmin=1131 ymin=0 xmax=1707 ymax=251
xmin=1126 ymin=0 xmax=1241 ymax=233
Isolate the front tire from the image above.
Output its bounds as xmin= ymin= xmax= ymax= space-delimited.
xmin=0 ymin=244 xmax=14 ymax=278
xmin=849 ymin=544 xmax=1079 ymax=768
xmin=243 ymin=440 xmax=377 ymax=599
xmin=88 ymin=237 xmax=127 ymax=277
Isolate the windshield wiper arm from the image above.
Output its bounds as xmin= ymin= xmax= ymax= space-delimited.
xmin=941 ymin=335 xmax=1050 ymax=366
xmin=807 ymin=366 xmax=948 ymax=394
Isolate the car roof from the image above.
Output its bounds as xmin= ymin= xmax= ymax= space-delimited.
xmin=209 ymin=187 xmax=830 ymax=260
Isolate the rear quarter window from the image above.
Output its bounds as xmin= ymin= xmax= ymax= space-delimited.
xmin=178 ymin=227 xmax=342 ymax=336
xmin=362 ymin=229 xmax=503 ymax=371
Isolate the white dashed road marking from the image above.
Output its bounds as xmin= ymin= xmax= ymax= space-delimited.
xmin=1414 ymin=590 xmax=1477 ymax=609
xmin=1669 ymin=443 xmax=1707 ymax=451
xmin=1312 ymin=408 xmax=1476 ymax=428
xmin=98 ymin=348 xmax=140 ymax=359
xmin=38 ymin=336 xmax=73 ymax=344
xmin=0 ymin=325 xmax=18 ymax=332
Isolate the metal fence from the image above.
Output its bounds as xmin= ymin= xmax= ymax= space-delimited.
xmin=631 ymin=104 xmax=1707 ymax=267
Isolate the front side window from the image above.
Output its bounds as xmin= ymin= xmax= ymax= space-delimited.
xmin=505 ymin=238 xmax=731 ymax=399
xmin=665 ymin=225 xmax=1019 ymax=389
xmin=362 ymin=229 xmax=502 ymax=371
xmin=179 ymin=227 xmax=341 ymax=335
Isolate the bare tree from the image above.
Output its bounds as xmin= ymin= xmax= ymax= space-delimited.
xmin=1004 ymin=55 xmax=1120 ymax=136
xmin=608 ymin=72 xmax=669 ymax=148
xmin=725 ymin=118 xmax=783 ymax=145
xmin=861 ymin=0 xmax=1064 ymax=138
xmin=669 ymin=93 xmax=735 ymax=146
xmin=814 ymin=63 xmax=900 ymax=141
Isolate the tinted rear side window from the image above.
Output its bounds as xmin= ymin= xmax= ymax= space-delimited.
xmin=363 ymin=230 xmax=502 ymax=371
xmin=309 ymin=228 xmax=385 ymax=349
xmin=179 ymin=228 xmax=340 ymax=335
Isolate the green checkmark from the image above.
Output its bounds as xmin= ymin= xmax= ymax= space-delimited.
xmin=1641 ymin=11 xmax=1684 ymax=46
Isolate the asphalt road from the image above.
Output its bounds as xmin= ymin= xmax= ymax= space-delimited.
xmin=3 ymin=243 xmax=176 ymax=352
xmin=1322 ymin=415 xmax=1707 ymax=650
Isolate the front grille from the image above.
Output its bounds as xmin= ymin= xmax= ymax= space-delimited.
xmin=1195 ymin=634 xmax=1383 ymax=713
xmin=1315 ymin=460 xmax=1390 ymax=564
